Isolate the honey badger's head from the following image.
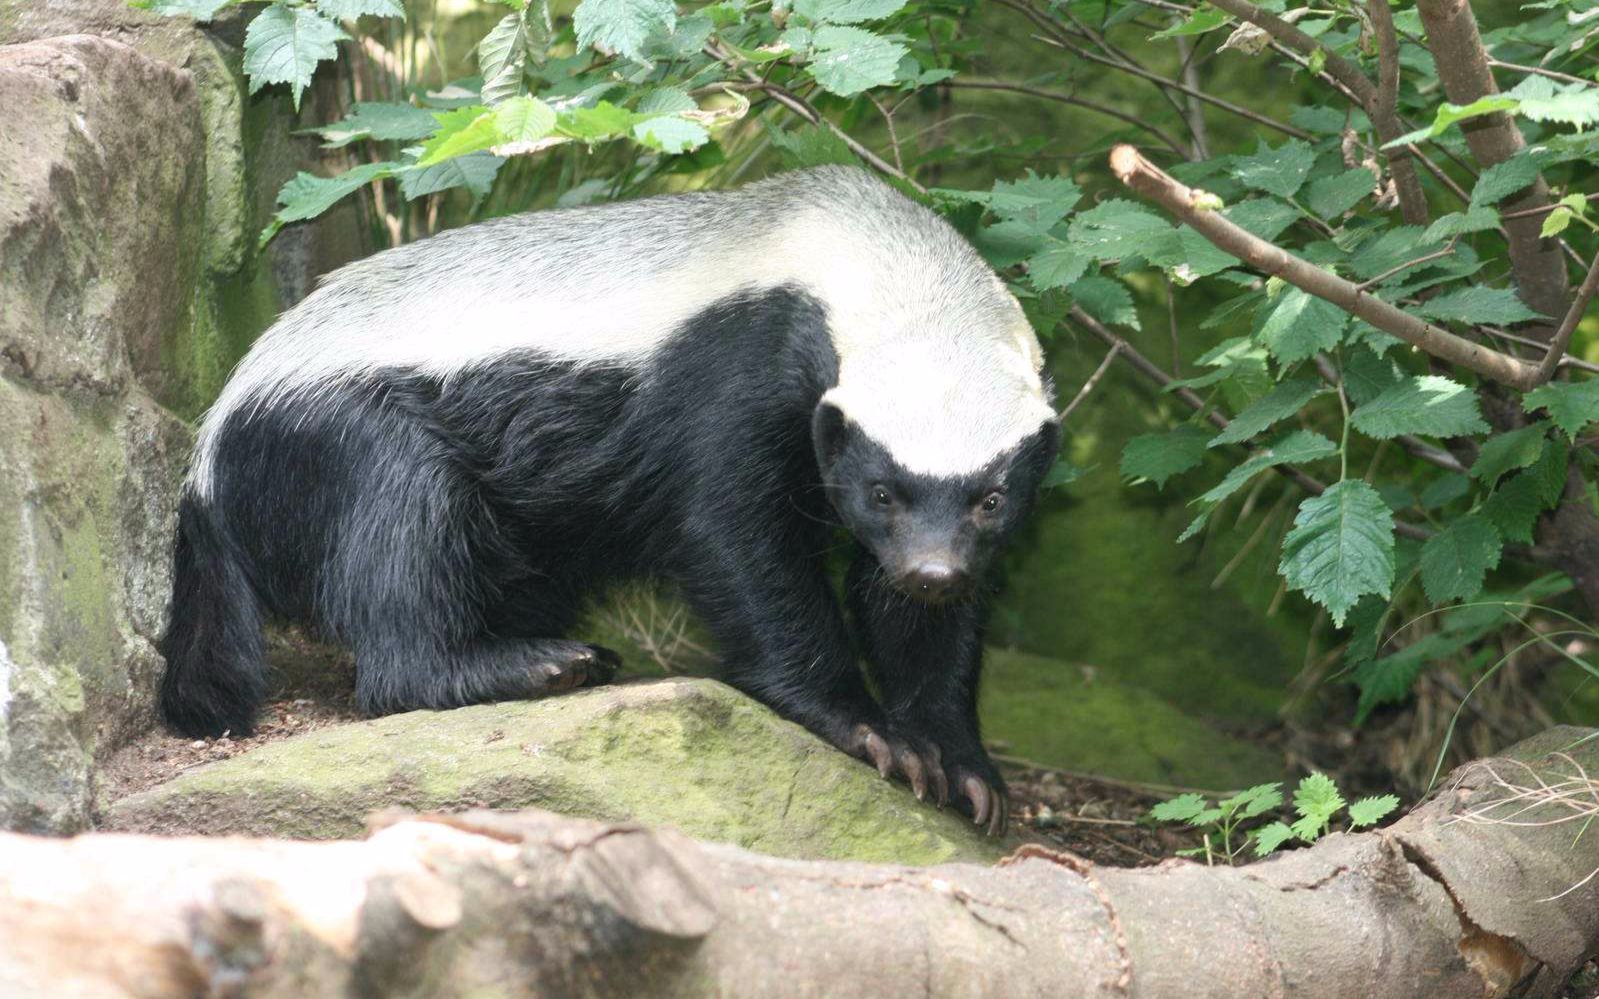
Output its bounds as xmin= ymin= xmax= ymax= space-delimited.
xmin=812 ymin=341 xmax=1060 ymax=604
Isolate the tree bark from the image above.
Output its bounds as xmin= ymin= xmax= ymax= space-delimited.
xmin=2 ymin=729 xmax=1595 ymax=998
xmin=1415 ymin=0 xmax=1569 ymax=326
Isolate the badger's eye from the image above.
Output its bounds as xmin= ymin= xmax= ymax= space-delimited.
xmin=870 ymin=485 xmax=894 ymax=508
xmin=979 ymin=492 xmax=1005 ymax=514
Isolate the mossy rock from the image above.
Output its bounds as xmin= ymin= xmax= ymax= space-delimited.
xmin=981 ymin=649 xmax=1282 ymax=790
xmin=106 ymin=678 xmax=1009 ymax=866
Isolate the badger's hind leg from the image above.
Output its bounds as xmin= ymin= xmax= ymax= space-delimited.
xmin=353 ymin=637 xmax=619 ymax=717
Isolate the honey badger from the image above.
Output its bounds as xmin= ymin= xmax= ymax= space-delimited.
xmin=159 ymin=166 xmax=1060 ymax=834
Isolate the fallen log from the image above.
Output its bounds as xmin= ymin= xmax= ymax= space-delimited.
xmin=2 ymin=728 xmax=1596 ymax=998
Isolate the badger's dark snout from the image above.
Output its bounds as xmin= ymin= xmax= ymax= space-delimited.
xmin=900 ymin=560 xmax=970 ymax=603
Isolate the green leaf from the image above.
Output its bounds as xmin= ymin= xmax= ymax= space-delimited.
xmin=309 ymin=102 xmax=439 ymax=147
xmin=1470 ymin=422 xmax=1549 ymax=484
xmin=1121 ymin=425 xmax=1211 ymax=487
xmin=573 ymin=0 xmax=676 ymax=62
xmin=1279 ymin=481 xmax=1396 ymax=626
xmin=941 ymin=172 xmax=1083 ymax=230
xmin=1414 ymin=286 xmax=1543 ymax=325
xmin=1042 ymin=460 xmax=1088 ymax=490
xmin=1421 ymin=207 xmax=1500 ymax=244
xmin=262 ymin=161 xmax=399 ymax=246
xmin=415 ymin=106 xmax=498 ymax=166
xmin=1304 ymin=167 xmax=1376 ymax=220
xmin=1384 ymin=95 xmax=1519 ymax=147
xmin=132 ymin=0 xmax=238 ymax=22
xmin=1507 ymin=74 xmax=1599 ymax=129
xmin=1290 ymin=772 xmax=1345 ymax=841
xmin=1221 ymin=783 xmax=1284 ymax=820
xmin=1347 ymin=794 xmax=1400 ymax=829
xmin=632 ymin=115 xmax=710 ymax=153
xmin=1257 ymin=288 xmax=1348 ymax=365
xmin=557 ymin=101 xmax=640 ymax=141
xmin=1353 ymin=634 xmax=1449 ymax=722
xmin=1230 ymin=139 xmax=1317 ymax=199
xmin=1210 ymin=378 xmax=1325 ymax=447
xmin=1543 ymin=206 xmax=1575 ymax=238
xmin=1481 ymin=439 xmax=1567 ymax=544
xmin=1420 ymin=513 xmax=1503 ymax=604
xmin=1252 ymin=821 xmax=1295 ymax=857
xmin=1347 ymin=226 xmax=1438 ymax=283
xmin=1224 ymin=199 xmax=1299 ymax=241
xmin=397 ymin=151 xmax=504 ymax=199
xmin=242 ymin=5 xmax=347 ymax=110
xmin=1067 ymin=199 xmax=1172 ymax=262
xmin=1027 ymin=242 xmax=1091 ymax=292
xmin=1349 ymin=376 xmax=1490 ymax=440
xmin=479 ymin=8 xmax=546 ymax=106
xmin=494 ymin=95 xmax=559 ymax=151
xmin=1341 ymin=347 xmax=1403 ymax=406
xmin=315 ymin=0 xmax=404 ymax=19
xmin=1068 ymin=275 xmax=1140 ymax=330
xmin=637 ymin=87 xmax=697 ymax=115
xmin=1470 ymin=153 xmax=1545 ymax=208
xmin=792 ymin=0 xmax=907 ymax=23
xmin=1150 ymin=792 xmax=1208 ymax=822
xmin=1199 ymin=430 xmax=1338 ymax=506
xmin=1151 ymin=4 xmax=1230 ymax=37
xmin=805 ymin=25 xmax=906 ymax=96
xmin=1523 ymin=379 xmax=1599 ymax=439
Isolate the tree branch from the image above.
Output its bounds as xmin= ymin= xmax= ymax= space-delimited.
xmin=1058 ymin=341 xmax=1123 ymax=421
xmin=1415 ymin=0 xmax=1569 ymax=327
xmin=1108 ymin=144 xmax=1543 ymax=391
xmin=1532 ymin=251 xmax=1599 ymax=386
xmin=940 ymin=79 xmax=1191 ymax=159
xmin=1366 ymin=0 xmax=1431 ymax=225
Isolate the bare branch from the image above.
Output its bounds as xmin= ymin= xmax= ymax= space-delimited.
xmin=1058 ymin=342 xmax=1122 ymax=421
xmin=940 ymin=79 xmax=1191 ymax=159
xmin=1108 ymin=144 xmax=1542 ymax=390
xmin=1532 ymin=252 xmax=1599 ymax=386
xmin=1487 ymin=58 xmax=1595 ymax=88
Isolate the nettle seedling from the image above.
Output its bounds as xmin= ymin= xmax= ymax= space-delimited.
xmin=1148 ymin=774 xmax=1400 ymax=866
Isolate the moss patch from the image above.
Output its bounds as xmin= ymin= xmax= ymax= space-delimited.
xmin=106 ymin=678 xmax=1008 ymax=865
xmin=981 ymin=649 xmax=1281 ymax=789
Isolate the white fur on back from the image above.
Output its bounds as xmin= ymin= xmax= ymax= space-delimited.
xmin=192 ymin=167 xmax=1053 ymax=492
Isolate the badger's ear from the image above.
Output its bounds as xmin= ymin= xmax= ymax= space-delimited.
xmin=811 ymin=398 xmax=849 ymax=473
xmin=1020 ymin=417 xmax=1063 ymax=480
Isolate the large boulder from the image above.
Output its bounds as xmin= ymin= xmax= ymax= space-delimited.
xmin=105 ymin=678 xmax=1010 ymax=865
xmin=0 ymin=12 xmax=363 ymax=832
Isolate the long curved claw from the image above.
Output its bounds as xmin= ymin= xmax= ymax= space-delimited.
xmin=900 ymin=748 xmax=928 ymax=800
xmin=862 ymin=729 xmax=895 ymax=779
xmin=964 ymin=775 xmax=991 ymax=830
xmin=989 ymin=788 xmax=1008 ymax=837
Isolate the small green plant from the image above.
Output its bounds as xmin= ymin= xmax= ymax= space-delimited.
xmin=1149 ymin=774 xmax=1399 ymax=866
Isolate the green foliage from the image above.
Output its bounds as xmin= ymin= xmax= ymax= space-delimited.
xmin=1420 ymin=514 xmax=1503 ymax=605
xmin=573 ymin=0 xmax=676 ymax=62
xmin=1121 ymin=426 xmax=1211 ymax=488
xmin=1523 ymin=380 xmax=1599 ymax=439
xmin=242 ymin=5 xmax=347 ymax=110
xmin=1279 ymin=482 xmax=1395 ymax=627
xmin=1149 ymin=772 xmax=1398 ymax=865
xmin=1348 ymin=376 xmax=1489 ymax=440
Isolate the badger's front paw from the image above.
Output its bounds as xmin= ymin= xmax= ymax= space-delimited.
xmin=840 ymin=722 xmax=951 ymax=807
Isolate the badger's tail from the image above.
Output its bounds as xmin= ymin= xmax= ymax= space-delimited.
xmin=158 ymin=495 xmax=266 ymax=737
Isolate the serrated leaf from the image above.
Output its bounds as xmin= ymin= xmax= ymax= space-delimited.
xmin=415 ymin=106 xmax=497 ymax=166
xmin=479 ymin=9 xmax=544 ymax=106
xmin=1067 ymin=199 xmax=1172 ymax=262
xmin=638 ymin=87 xmax=697 ymax=114
xmin=1347 ymin=794 xmax=1400 ymax=829
xmin=1221 ymin=782 xmax=1284 ymax=820
xmin=1507 ymin=74 xmax=1599 ymax=128
xmin=1342 ymin=347 xmax=1403 ymax=406
xmin=1211 ymin=378 xmax=1325 ymax=447
xmin=1253 ymin=821 xmax=1295 ymax=857
xmin=1068 ymin=275 xmax=1140 ymax=330
xmin=1523 ymin=378 xmax=1599 ymax=438
xmin=397 ymin=150 xmax=504 ymax=199
xmin=805 ymin=25 xmax=905 ymax=96
xmin=1151 ymin=4 xmax=1230 ymax=37
xmin=1224 ymin=199 xmax=1299 ymax=241
xmin=1190 ymin=807 xmax=1225 ymax=826
xmin=1384 ymin=94 xmax=1519 ymax=148
xmin=493 ymin=96 xmax=559 ymax=154
xmin=632 ymin=115 xmax=710 ymax=153
xmin=1121 ymin=425 xmax=1211 ymax=487
xmin=557 ymin=100 xmax=640 ymax=141
xmin=1481 ymin=437 xmax=1566 ymax=544
xmin=1149 ymin=793 xmax=1208 ymax=822
xmin=792 ymin=0 xmax=907 ymax=23
xmin=1230 ymin=139 xmax=1317 ymax=199
xmin=1304 ymin=167 xmax=1377 ymax=220
xmin=1420 ymin=514 xmax=1503 ymax=603
xmin=1470 ymin=422 xmax=1549 ymax=483
xmin=261 ymin=161 xmax=399 ymax=246
xmin=1027 ymin=241 xmax=1091 ymax=292
xmin=1350 ymin=376 xmax=1490 ymax=440
xmin=1291 ymin=772 xmax=1345 ymax=841
xmin=1471 ymin=153 xmax=1546 ymax=208
xmin=1414 ymin=286 xmax=1544 ymax=325
xmin=1543 ymin=206 xmax=1575 ymax=238
xmin=242 ymin=5 xmax=347 ymax=110
xmin=1421 ymin=207 xmax=1501 ymax=244
xmin=315 ymin=0 xmax=404 ymax=19
xmin=310 ymin=102 xmax=438 ymax=147
xmin=1352 ymin=633 xmax=1449 ymax=722
xmin=1257 ymin=288 xmax=1348 ymax=365
xmin=1342 ymin=594 xmax=1387 ymax=666
xmin=1279 ymin=481 xmax=1396 ymax=626
xmin=939 ymin=172 xmax=1083 ymax=230
xmin=1347 ymin=226 xmax=1438 ymax=282
xmin=1199 ymin=430 xmax=1338 ymax=506
xmin=573 ymin=0 xmax=675 ymax=62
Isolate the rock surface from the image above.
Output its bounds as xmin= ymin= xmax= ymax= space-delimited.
xmin=106 ymin=678 xmax=1010 ymax=865
xmin=0 ymin=10 xmax=363 ymax=832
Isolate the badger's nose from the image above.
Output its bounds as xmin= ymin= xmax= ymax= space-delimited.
xmin=902 ymin=562 xmax=966 ymax=602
